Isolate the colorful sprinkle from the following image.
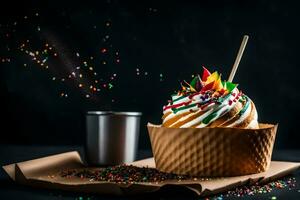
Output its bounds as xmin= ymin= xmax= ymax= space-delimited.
xmin=101 ymin=48 xmax=107 ymax=53
xmin=60 ymin=165 xmax=195 ymax=184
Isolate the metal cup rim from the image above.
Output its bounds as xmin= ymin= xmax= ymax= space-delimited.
xmin=86 ymin=111 xmax=142 ymax=116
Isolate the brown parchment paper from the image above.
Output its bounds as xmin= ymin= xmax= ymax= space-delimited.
xmin=2 ymin=151 xmax=300 ymax=196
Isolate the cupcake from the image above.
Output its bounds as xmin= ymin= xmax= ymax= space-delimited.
xmin=148 ymin=67 xmax=277 ymax=177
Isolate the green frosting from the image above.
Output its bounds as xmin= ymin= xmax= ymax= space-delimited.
xmin=172 ymin=95 xmax=187 ymax=102
xmin=202 ymin=112 xmax=218 ymax=124
xmin=238 ymin=95 xmax=250 ymax=116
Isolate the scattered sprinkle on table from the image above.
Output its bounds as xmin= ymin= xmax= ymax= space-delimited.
xmin=210 ymin=177 xmax=297 ymax=199
xmin=60 ymin=166 xmax=297 ymax=199
xmin=60 ymin=164 xmax=199 ymax=184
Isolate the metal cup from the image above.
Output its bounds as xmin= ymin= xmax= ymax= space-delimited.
xmin=85 ymin=111 xmax=142 ymax=166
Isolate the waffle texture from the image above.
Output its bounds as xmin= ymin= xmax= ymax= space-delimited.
xmin=147 ymin=123 xmax=277 ymax=177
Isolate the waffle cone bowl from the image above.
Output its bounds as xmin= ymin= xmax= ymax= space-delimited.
xmin=147 ymin=123 xmax=277 ymax=177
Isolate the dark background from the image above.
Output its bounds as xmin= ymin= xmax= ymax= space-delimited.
xmin=0 ymin=0 xmax=299 ymax=150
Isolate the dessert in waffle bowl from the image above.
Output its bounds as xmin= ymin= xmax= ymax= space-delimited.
xmin=148 ymin=66 xmax=277 ymax=177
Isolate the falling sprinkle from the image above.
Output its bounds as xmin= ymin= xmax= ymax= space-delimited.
xmin=42 ymin=57 xmax=48 ymax=63
xmin=11 ymin=16 xmax=167 ymax=101
xmin=160 ymin=73 xmax=164 ymax=81
xmin=149 ymin=8 xmax=158 ymax=12
xmin=101 ymin=48 xmax=107 ymax=53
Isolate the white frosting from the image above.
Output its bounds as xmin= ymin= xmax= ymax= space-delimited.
xmin=162 ymin=72 xmax=261 ymax=129
xmin=163 ymin=93 xmax=211 ymax=122
xmin=195 ymin=89 xmax=240 ymax=128
xmin=180 ymin=109 xmax=213 ymax=128
xmin=163 ymin=88 xmax=252 ymax=127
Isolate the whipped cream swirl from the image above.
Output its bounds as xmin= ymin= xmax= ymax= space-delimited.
xmin=162 ymin=88 xmax=258 ymax=128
